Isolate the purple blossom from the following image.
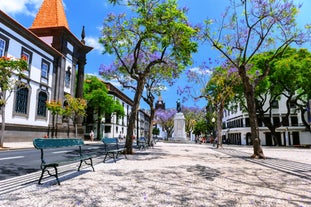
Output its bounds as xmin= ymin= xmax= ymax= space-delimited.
xmin=155 ymin=109 xmax=176 ymax=122
xmin=228 ymin=67 xmax=238 ymax=74
xmin=99 ymin=63 xmax=117 ymax=76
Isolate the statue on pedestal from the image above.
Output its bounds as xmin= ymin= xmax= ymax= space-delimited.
xmin=176 ymin=99 xmax=181 ymax=113
xmin=173 ymin=99 xmax=186 ymax=142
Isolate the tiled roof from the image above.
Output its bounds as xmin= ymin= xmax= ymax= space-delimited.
xmin=30 ymin=0 xmax=69 ymax=30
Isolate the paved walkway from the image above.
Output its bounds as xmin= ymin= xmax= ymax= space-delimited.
xmin=0 ymin=140 xmax=98 ymax=151
xmin=0 ymin=142 xmax=310 ymax=207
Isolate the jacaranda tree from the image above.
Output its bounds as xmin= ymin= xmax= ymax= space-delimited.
xmin=155 ymin=108 xmax=176 ymax=140
xmin=99 ymin=0 xmax=198 ymax=153
xmin=202 ymin=0 xmax=310 ymax=158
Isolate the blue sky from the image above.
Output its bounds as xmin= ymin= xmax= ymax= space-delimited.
xmin=1 ymin=0 xmax=310 ymax=110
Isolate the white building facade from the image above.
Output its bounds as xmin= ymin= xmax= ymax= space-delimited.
xmin=84 ymin=82 xmax=150 ymax=140
xmin=0 ymin=0 xmax=92 ymax=142
xmin=0 ymin=11 xmax=61 ymax=141
xmin=222 ymin=95 xmax=311 ymax=146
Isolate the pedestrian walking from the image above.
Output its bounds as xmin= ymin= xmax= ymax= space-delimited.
xmin=89 ymin=130 xmax=94 ymax=142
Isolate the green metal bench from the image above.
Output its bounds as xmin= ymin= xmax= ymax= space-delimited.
xmin=33 ymin=138 xmax=95 ymax=185
xmin=102 ymin=138 xmax=127 ymax=163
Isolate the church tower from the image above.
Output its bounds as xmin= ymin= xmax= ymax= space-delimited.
xmin=29 ymin=0 xmax=92 ymax=137
xmin=155 ymin=96 xmax=165 ymax=110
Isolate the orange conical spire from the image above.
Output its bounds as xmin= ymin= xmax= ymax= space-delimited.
xmin=31 ymin=0 xmax=69 ymax=30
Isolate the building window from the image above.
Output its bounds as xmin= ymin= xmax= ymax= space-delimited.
xmin=271 ymin=100 xmax=279 ymax=109
xmin=105 ymin=125 xmax=111 ymax=133
xmin=21 ymin=48 xmax=32 ymax=76
xmin=65 ymin=67 xmax=71 ymax=87
xmin=0 ymin=38 xmax=6 ymax=57
xmin=41 ymin=60 xmax=49 ymax=83
xmin=282 ymin=116 xmax=289 ymax=126
xmin=0 ymin=34 xmax=9 ymax=57
xmin=15 ymin=86 xmax=29 ymax=114
xmin=105 ymin=114 xmax=112 ymax=123
xmin=291 ymin=116 xmax=298 ymax=126
xmin=37 ymin=91 xmax=47 ymax=117
xmin=245 ymin=118 xmax=250 ymax=127
xmin=273 ymin=117 xmax=280 ymax=126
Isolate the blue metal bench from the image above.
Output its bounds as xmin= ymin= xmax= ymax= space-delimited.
xmin=33 ymin=138 xmax=95 ymax=185
xmin=102 ymin=138 xmax=127 ymax=163
xmin=137 ymin=137 xmax=147 ymax=150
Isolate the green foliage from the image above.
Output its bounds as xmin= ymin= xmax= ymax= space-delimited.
xmin=205 ymin=66 xmax=240 ymax=109
xmin=182 ymin=107 xmax=205 ymax=135
xmin=152 ymin=127 xmax=160 ymax=136
xmin=113 ymin=100 xmax=125 ymax=118
xmin=46 ymin=100 xmax=63 ymax=115
xmin=0 ymin=57 xmax=27 ymax=106
xmin=100 ymin=0 xmax=198 ymax=79
xmin=62 ymin=94 xmax=87 ymax=122
xmin=254 ymin=47 xmax=311 ymax=109
xmin=193 ymin=118 xmax=208 ymax=136
xmin=84 ymin=75 xmax=124 ymax=120
xmin=0 ymin=57 xmax=28 ymax=146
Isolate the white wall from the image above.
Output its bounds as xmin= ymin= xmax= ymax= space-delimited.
xmin=1 ymin=23 xmax=54 ymax=127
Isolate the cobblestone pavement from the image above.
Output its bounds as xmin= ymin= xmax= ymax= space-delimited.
xmin=0 ymin=142 xmax=310 ymax=207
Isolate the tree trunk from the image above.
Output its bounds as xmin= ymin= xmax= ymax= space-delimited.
xmin=239 ymin=65 xmax=265 ymax=159
xmin=55 ymin=114 xmax=58 ymax=138
xmin=216 ymin=105 xmax=224 ymax=149
xmin=0 ymin=105 xmax=5 ymax=148
xmin=75 ymin=123 xmax=78 ymax=138
xmin=67 ymin=121 xmax=70 ymax=138
xmin=51 ymin=114 xmax=55 ymax=138
xmin=125 ymin=78 xmax=145 ymax=154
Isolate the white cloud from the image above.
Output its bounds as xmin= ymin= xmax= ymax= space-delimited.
xmin=85 ymin=36 xmax=104 ymax=54
xmin=0 ymin=0 xmax=43 ymax=17
xmin=189 ymin=67 xmax=212 ymax=75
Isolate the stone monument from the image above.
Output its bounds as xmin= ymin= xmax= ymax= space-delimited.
xmin=173 ymin=99 xmax=187 ymax=142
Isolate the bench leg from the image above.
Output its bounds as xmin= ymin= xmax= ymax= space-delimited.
xmin=78 ymin=158 xmax=95 ymax=172
xmin=104 ymin=152 xmax=117 ymax=163
xmin=123 ymin=151 xmax=128 ymax=159
xmin=38 ymin=166 xmax=60 ymax=185
xmin=103 ymin=153 xmax=109 ymax=163
xmin=117 ymin=151 xmax=127 ymax=160
xmin=78 ymin=160 xmax=83 ymax=171
xmin=89 ymin=158 xmax=95 ymax=171
xmin=112 ymin=152 xmax=117 ymax=163
xmin=38 ymin=167 xmax=46 ymax=185
xmin=54 ymin=166 xmax=60 ymax=185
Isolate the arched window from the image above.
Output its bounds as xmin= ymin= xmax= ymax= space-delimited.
xmin=15 ymin=87 xmax=29 ymax=114
xmin=65 ymin=67 xmax=71 ymax=88
xmin=37 ymin=91 xmax=47 ymax=117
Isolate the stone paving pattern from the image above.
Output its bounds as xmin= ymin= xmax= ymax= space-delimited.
xmin=0 ymin=142 xmax=310 ymax=207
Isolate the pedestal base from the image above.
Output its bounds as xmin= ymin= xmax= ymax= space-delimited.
xmin=173 ymin=112 xmax=187 ymax=142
